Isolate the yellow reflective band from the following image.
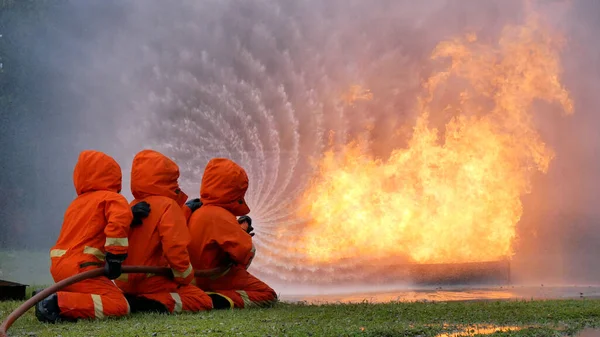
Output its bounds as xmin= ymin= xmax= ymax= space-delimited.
xmin=206 ymin=292 xmax=234 ymax=309
xmin=125 ymin=296 xmax=131 ymax=315
xmin=105 ymin=237 xmax=129 ymax=247
xmin=116 ymin=274 xmax=128 ymax=282
xmin=236 ymin=290 xmax=252 ymax=308
xmin=50 ymin=249 xmax=67 ymax=258
xmin=246 ymin=244 xmax=257 ymax=269
xmin=191 ymin=278 xmax=197 ymax=286
xmin=83 ymin=246 xmax=105 ymax=261
xmin=170 ymin=293 xmax=182 ymax=313
xmin=91 ymin=294 xmax=104 ymax=319
xmin=172 ymin=263 xmax=193 ymax=279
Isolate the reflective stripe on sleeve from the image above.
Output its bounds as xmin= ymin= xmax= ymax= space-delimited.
xmin=246 ymin=244 xmax=256 ymax=269
xmin=50 ymin=249 xmax=67 ymax=258
xmin=172 ymin=263 xmax=193 ymax=279
xmin=105 ymin=237 xmax=129 ymax=247
xmin=209 ymin=265 xmax=232 ymax=280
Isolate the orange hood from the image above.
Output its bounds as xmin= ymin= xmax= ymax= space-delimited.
xmin=200 ymin=158 xmax=250 ymax=216
xmin=73 ymin=150 xmax=122 ymax=195
xmin=131 ymin=149 xmax=187 ymax=203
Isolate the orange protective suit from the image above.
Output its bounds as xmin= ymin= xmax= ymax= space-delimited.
xmin=115 ymin=150 xmax=212 ymax=313
xmin=49 ymin=150 xmax=132 ymax=320
xmin=182 ymin=204 xmax=193 ymax=222
xmin=188 ymin=158 xmax=278 ymax=308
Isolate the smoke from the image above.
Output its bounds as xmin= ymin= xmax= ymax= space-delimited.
xmin=1 ymin=0 xmax=599 ymax=288
xmin=513 ymin=0 xmax=600 ymax=285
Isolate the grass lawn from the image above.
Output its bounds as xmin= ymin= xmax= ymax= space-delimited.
xmin=2 ymin=297 xmax=600 ymax=337
xmin=2 ymin=252 xmax=599 ymax=336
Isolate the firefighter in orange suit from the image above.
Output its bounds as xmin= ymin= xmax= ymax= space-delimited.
xmin=115 ymin=149 xmax=213 ymax=313
xmin=187 ymin=158 xmax=278 ymax=309
xmin=35 ymin=150 xmax=150 ymax=322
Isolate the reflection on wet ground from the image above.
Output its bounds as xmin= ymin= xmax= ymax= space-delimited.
xmin=278 ymin=285 xmax=600 ymax=336
xmin=435 ymin=325 xmax=523 ymax=337
xmin=433 ymin=325 xmax=600 ymax=337
xmin=281 ymin=285 xmax=600 ymax=304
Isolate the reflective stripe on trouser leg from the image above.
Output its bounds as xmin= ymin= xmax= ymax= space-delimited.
xmin=83 ymin=246 xmax=105 ymax=261
xmin=91 ymin=294 xmax=104 ymax=319
xmin=55 ymin=279 xmax=129 ymax=320
xmin=236 ymin=290 xmax=252 ymax=308
xmin=170 ymin=293 xmax=182 ymax=313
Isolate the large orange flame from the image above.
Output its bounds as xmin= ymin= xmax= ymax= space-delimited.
xmin=297 ymin=13 xmax=573 ymax=265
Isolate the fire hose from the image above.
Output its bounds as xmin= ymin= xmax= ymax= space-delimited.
xmin=0 ymin=265 xmax=229 ymax=337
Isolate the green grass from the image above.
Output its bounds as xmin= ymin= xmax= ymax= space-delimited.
xmin=2 ymin=252 xmax=599 ymax=336
xmin=2 ymin=298 xmax=600 ymax=336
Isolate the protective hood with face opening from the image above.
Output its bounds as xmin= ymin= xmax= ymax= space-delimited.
xmin=131 ymin=149 xmax=186 ymax=203
xmin=200 ymin=158 xmax=250 ymax=216
xmin=73 ymin=150 xmax=122 ymax=195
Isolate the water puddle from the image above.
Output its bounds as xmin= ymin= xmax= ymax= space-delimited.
xmin=283 ymin=285 xmax=600 ymax=304
xmin=435 ymin=325 xmax=522 ymax=337
xmin=433 ymin=325 xmax=600 ymax=337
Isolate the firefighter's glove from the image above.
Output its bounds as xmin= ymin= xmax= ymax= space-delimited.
xmin=238 ymin=215 xmax=254 ymax=237
xmin=185 ymin=198 xmax=202 ymax=214
xmin=104 ymin=252 xmax=127 ymax=280
xmin=131 ymin=201 xmax=151 ymax=227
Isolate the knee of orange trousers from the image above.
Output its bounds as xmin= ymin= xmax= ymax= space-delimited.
xmin=116 ymin=275 xmax=179 ymax=295
xmin=139 ymin=285 xmax=212 ymax=313
xmin=51 ymin=261 xmax=98 ymax=283
xmin=63 ymin=276 xmax=124 ymax=295
xmin=194 ymin=268 xmax=277 ymax=295
xmin=57 ymin=290 xmax=129 ymax=320
xmin=57 ymin=276 xmax=129 ymax=320
xmin=207 ymin=289 xmax=277 ymax=309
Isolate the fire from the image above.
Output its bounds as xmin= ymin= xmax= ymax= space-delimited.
xmin=297 ymin=14 xmax=573 ymax=264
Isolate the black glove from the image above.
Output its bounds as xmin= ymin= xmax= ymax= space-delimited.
xmin=238 ymin=215 xmax=254 ymax=237
xmin=185 ymin=198 xmax=202 ymax=213
xmin=131 ymin=201 xmax=151 ymax=227
xmin=104 ymin=252 xmax=127 ymax=280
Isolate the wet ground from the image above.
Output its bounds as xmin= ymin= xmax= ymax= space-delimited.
xmin=435 ymin=326 xmax=525 ymax=337
xmin=281 ymin=284 xmax=600 ymax=304
xmin=433 ymin=326 xmax=600 ymax=337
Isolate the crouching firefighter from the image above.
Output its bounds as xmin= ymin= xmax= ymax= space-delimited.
xmin=187 ymin=158 xmax=278 ymax=309
xmin=36 ymin=150 xmax=151 ymax=323
xmin=115 ymin=150 xmax=213 ymax=313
